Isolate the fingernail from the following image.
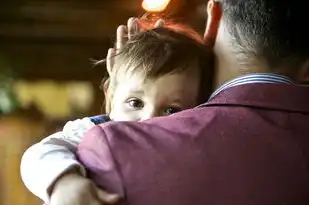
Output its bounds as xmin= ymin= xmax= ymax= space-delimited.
xmin=108 ymin=194 xmax=120 ymax=201
xmin=133 ymin=19 xmax=139 ymax=31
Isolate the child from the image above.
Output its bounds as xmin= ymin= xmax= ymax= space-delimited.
xmin=20 ymin=18 xmax=214 ymax=204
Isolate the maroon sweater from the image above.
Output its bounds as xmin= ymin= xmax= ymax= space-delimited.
xmin=77 ymin=83 xmax=309 ymax=205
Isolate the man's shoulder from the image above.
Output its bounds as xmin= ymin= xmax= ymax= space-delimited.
xmin=94 ymin=82 xmax=309 ymax=144
xmin=94 ymin=107 xmax=224 ymax=143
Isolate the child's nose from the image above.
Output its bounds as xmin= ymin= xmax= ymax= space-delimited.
xmin=140 ymin=108 xmax=160 ymax=120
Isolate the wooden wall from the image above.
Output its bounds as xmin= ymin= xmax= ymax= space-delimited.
xmin=0 ymin=113 xmax=46 ymax=205
xmin=0 ymin=0 xmax=204 ymax=80
xmin=0 ymin=1 xmax=204 ymax=204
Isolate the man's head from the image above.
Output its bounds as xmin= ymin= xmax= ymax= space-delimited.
xmin=103 ymin=23 xmax=214 ymax=121
xmin=204 ymin=0 xmax=309 ymax=85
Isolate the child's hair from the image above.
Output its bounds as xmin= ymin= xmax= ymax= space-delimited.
xmin=101 ymin=20 xmax=214 ymax=113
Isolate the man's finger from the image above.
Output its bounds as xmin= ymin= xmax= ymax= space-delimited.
xmin=96 ymin=189 xmax=120 ymax=204
xmin=116 ymin=25 xmax=128 ymax=52
xmin=127 ymin=17 xmax=139 ymax=39
xmin=106 ymin=48 xmax=116 ymax=74
xmin=154 ymin=19 xmax=165 ymax=28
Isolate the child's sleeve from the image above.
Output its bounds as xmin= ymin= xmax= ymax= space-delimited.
xmin=20 ymin=115 xmax=110 ymax=203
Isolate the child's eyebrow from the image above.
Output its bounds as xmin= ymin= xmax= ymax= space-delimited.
xmin=169 ymin=98 xmax=187 ymax=105
xmin=167 ymin=93 xmax=197 ymax=106
xmin=127 ymin=89 xmax=145 ymax=95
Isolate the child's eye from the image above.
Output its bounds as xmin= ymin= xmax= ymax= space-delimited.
xmin=127 ymin=98 xmax=144 ymax=109
xmin=164 ymin=107 xmax=182 ymax=115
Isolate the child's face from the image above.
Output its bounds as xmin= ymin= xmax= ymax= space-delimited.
xmin=109 ymin=69 xmax=200 ymax=121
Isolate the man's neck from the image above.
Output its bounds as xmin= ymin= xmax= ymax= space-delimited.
xmin=213 ymin=42 xmax=277 ymax=88
xmin=213 ymin=32 xmax=304 ymax=87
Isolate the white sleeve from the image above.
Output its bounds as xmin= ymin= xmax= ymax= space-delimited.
xmin=20 ymin=117 xmax=95 ymax=203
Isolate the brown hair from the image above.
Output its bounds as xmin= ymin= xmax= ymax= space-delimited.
xmin=102 ymin=21 xmax=214 ymax=113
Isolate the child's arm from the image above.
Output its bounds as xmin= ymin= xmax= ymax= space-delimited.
xmin=20 ymin=116 xmax=109 ymax=203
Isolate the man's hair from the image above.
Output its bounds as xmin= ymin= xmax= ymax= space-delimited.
xmin=221 ymin=0 xmax=309 ymax=72
xmin=102 ymin=22 xmax=214 ymax=113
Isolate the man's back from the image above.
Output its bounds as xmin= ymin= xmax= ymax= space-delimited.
xmin=77 ymin=83 xmax=309 ymax=205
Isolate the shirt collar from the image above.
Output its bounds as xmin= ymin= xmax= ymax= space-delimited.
xmin=208 ymin=73 xmax=295 ymax=101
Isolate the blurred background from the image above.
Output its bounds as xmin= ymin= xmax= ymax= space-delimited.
xmin=0 ymin=0 xmax=206 ymax=204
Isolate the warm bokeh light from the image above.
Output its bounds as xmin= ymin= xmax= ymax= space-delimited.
xmin=142 ymin=0 xmax=171 ymax=12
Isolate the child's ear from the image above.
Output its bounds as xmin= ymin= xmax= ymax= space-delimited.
xmin=103 ymin=79 xmax=110 ymax=97
xmin=103 ymin=81 xmax=112 ymax=114
xmin=103 ymin=86 xmax=108 ymax=97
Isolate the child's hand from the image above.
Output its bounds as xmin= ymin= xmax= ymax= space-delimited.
xmin=106 ymin=17 xmax=138 ymax=74
xmin=50 ymin=173 xmax=120 ymax=205
xmin=106 ymin=17 xmax=165 ymax=74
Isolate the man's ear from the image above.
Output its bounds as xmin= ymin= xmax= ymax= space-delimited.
xmin=299 ymin=60 xmax=309 ymax=83
xmin=203 ymin=0 xmax=222 ymax=46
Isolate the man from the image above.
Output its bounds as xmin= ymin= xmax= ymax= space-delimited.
xmin=22 ymin=0 xmax=309 ymax=204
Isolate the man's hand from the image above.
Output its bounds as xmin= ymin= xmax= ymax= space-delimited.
xmin=50 ymin=173 xmax=120 ymax=205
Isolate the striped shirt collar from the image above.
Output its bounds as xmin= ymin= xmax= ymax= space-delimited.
xmin=208 ymin=73 xmax=295 ymax=101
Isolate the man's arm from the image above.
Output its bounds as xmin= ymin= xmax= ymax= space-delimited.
xmin=77 ymin=125 xmax=125 ymax=196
